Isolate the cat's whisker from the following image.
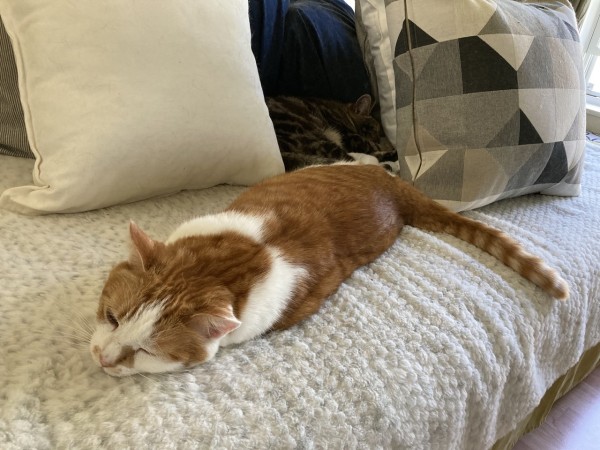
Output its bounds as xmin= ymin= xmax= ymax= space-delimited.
xmin=43 ymin=317 xmax=93 ymax=337
xmin=75 ymin=318 xmax=96 ymax=336
xmin=67 ymin=329 xmax=93 ymax=342
xmin=68 ymin=313 xmax=96 ymax=335
xmin=136 ymin=373 xmax=173 ymax=394
xmin=48 ymin=333 xmax=90 ymax=345
xmin=59 ymin=322 xmax=93 ymax=335
xmin=36 ymin=325 xmax=92 ymax=343
xmin=59 ymin=333 xmax=91 ymax=343
xmin=65 ymin=341 xmax=93 ymax=351
xmin=50 ymin=324 xmax=92 ymax=339
xmin=32 ymin=323 xmax=86 ymax=340
xmin=30 ymin=331 xmax=92 ymax=350
xmin=136 ymin=372 xmax=158 ymax=386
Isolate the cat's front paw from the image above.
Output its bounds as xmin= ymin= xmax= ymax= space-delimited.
xmin=380 ymin=160 xmax=400 ymax=174
xmin=347 ymin=152 xmax=379 ymax=166
xmin=347 ymin=152 xmax=400 ymax=174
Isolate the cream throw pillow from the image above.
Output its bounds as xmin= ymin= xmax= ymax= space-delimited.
xmin=0 ymin=0 xmax=284 ymax=214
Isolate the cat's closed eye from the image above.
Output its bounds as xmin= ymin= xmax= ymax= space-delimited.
xmin=360 ymin=124 xmax=378 ymax=137
xmin=106 ymin=308 xmax=119 ymax=328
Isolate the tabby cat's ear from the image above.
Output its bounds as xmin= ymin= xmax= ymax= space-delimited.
xmin=352 ymin=94 xmax=373 ymax=116
xmin=129 ymin=221 xmax=158 ymax=271
xmin=188 ymin=307 xmax=241 ymax=340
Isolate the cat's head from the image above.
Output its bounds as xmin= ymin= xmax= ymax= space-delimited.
xmin=89 ymin=222 xmax=242 ymax=377
xmin=346 ymin=94 xmax=381 ymax=142
xmin=311 ymin=94 xmax=380 ymax=141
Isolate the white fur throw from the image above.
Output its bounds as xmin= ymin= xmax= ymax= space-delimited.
xmin=1 ymin=144 xmax=599 ymax=449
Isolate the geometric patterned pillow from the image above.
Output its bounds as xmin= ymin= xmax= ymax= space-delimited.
xmin=357 ymin=0 xmax=586 ymax=211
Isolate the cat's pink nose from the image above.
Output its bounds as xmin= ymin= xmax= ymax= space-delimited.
xmin=99 ymin=355 xmax=115 ymax=368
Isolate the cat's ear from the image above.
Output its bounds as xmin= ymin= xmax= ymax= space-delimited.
xmin=129 ymin=221 xmax=157 ymax=271
xmin=352 ymin=94 xmax=373 ymax=116
xmin=188 ymin=307 xmax=241 ymax=340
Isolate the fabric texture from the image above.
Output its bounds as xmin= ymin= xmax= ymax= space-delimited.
xmin=249 ymin=0 xmax=371 ymax=101
xmin=1 ymin=143 xmax=599 ymax=449
xmin=0 ymin=0 xmax=284 ymax=214
xmin=357 ymin=0 xmax=586 ymax=211
xmin=0 ymin=16 xmax=31 ymax=158
xmin=492 ymin=341 xmax=600 ymax=450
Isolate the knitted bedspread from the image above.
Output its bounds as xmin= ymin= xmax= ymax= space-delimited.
xmin=1 ymin=145 xmax=599 ymax=450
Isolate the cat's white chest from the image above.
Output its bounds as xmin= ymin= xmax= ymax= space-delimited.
xmin=220 ymin=247 xmax=307 ymax=346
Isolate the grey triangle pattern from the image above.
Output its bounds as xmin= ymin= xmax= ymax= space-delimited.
xmin=393 ymin=58 xmax=414 ymax=109
xmin=479 ymin=6 xmax=533 ymax=36
xmin=516 ymin=37 xmax=556 ymax=89
xmin=388 ymin=0 xmax=585 ymax=211
xmin=504 ymin=144 xmax=551 ymax=191
xmin=487 ymin=144 xmax=545 ymax=178
xmin=561 ymin=144 xmax=586 ymax=184
xmin=565 ymin=110 xmax=585 ymax=142
xmin=561 ymin=38 xmax=585 ymax=83
xmin=412 ymin=150 xmax=466 ymax=201
xmin=412 ymin=90 xmax=520 ymax=149
xmin=414 ymin=41 xmax=462 ymax=101
xmin=486 ymin=110 xmax=520 ymax=148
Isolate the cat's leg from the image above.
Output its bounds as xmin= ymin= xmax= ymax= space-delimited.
xmin=270 ymin=266 xmax=349 ymax=331
xmin=379 ymin=160 xmax=400 ymax=173
xmin=343 ymin=134 xmax=399 ymax=172
xmin=370 ymin=137 xmax=400 ymax=173
xmin=346 ymin=152 xmax=379 ymax=165
xmin=282 ymin=152 xmax=338 ymax=171
xmin=346 ymin=152 xmax=399 ymax=174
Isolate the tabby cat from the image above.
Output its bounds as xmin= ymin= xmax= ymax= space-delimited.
xmin=90 ymin=163 xmax=568 ymax=377
xmin=266 ymin=94 xmax=398 ymax=171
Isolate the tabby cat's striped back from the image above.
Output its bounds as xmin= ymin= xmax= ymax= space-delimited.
xmin=266 ymin=95 xmax=397 ymax=171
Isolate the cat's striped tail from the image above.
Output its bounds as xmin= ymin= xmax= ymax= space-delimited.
xmin=403 ymin=189 xmax=569 ymax=300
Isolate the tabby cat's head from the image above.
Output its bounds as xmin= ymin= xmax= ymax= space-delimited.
xmin=315 ymin=94 xmax=381 ymax=142
xmin=345 ymin=94 xmax=381 ymax=141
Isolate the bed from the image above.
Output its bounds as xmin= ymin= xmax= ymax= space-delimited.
xmin=1 ymin=0 xmax=599 ymax=448
xmin=1 ymin=140 xmax=598 ymax=449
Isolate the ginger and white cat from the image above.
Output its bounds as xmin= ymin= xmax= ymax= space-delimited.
xmin=90 ymin=164 xmax=568 ymax=377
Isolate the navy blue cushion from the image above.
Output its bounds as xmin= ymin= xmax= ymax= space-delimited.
xmin=249 ymin=0 xmax=370 ymax=102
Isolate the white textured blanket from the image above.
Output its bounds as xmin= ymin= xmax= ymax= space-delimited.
xmin=1 ymin=145 xmax=599 ymax=450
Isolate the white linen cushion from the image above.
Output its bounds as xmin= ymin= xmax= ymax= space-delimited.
xmin=0 ymin=0 xmax=284 ymax=214
xmin=355 ymin=0 xmax=397 ymax=144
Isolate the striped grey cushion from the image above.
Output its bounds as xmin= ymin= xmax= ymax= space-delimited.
xmin=360 ymin=0 xmax=586 ymax=212
xmin=0 ymin=16 xmax=32 ymax=158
